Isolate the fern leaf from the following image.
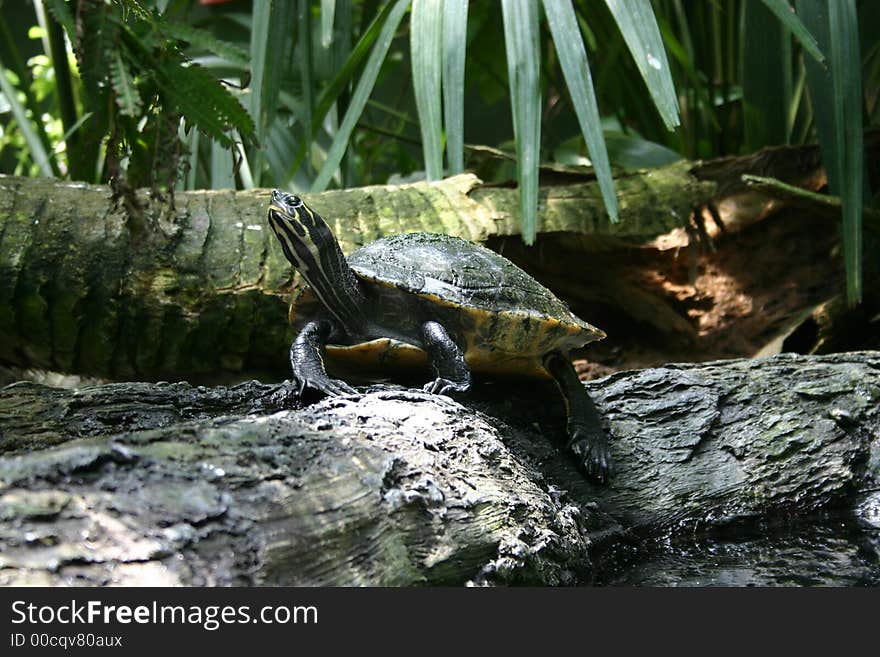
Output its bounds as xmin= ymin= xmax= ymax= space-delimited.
xmin=157 ymin=62 xmax=255 ymax=146
xmin=114 ymin=0 xmax=152 ymax=22
xmin=110 ymin=53 xmax=143 ymax=117
xmin=160 ymin=21 xmax=250 ymax=67
xmin=76 ymin=4 xmax=115 ymax=102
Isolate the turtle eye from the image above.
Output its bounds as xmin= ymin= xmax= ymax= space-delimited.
xmin=270 ymin=189 xmax=303 ymax=212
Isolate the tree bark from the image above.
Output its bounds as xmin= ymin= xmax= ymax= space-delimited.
xmin=1 ymin=351 xmax=876 ymax=586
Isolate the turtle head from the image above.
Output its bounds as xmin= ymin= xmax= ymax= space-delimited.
xmin=268 ymin=189 xmax=304 ymax=220
xmin=268 ymin=191 xmax=315 ymax=243
xmin=267 ymin=190 xmax=365 ymax=332
xmin=267 ymin=190 xmax=344 ymax=282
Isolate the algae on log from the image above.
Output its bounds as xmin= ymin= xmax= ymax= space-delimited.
xmin=0 ymin=352 xmax=876 ymax=586
xmin=0 ymin=166 xmax=712 ymax=381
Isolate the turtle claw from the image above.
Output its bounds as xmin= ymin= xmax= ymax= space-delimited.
xmin=323 ymin=379 xmax=358 ymax=396
xmin=423 ymin=377 xmax=470 ymax=396
xmin=296 ymin=376 xmax=357 ymax=397
xmin=568 ymin=427 xmax=613 ymax=483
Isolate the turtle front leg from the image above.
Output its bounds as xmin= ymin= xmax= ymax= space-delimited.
xmin=544 ymin=352 xmax=612 ymax=482
xmin=420 ymin=321 xmax=471 ymax=395
xmin=290 ymin=319 xmax=356 ymax=396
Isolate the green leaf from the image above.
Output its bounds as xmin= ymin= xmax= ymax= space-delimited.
xmin=250 ymin=0 xmax=296 ymax=185
xmin=604 ymin=0 xmax=680 ymax=130
xmin=158 ymin=62 xmax=255 ymax=147
xmin=411 ymin=0 xmax=444 ymax=181
xmin=249 ymin=0 xmax=271 ymax=180
xmin=543 ymin=0 xmax=618 ymax=223
xmin=110 ymin=53 xmax=143 ymax=117
xmin=760 ymin=0 xmax=825 ymax=64
xmin=210 ymin=137 xmax=235 ymax=189
xmin=76 ymin=3 xmax=115 ymax=102
xmin=41 ymin=0 xmax=75 ymax=37
xmin=797 ymin=0 xmax=863 ymax=305
xmin=321 ymin=0 xmax=336 ymax=48
xmin=0 ymin=63 xmax=54 ymax=177
xmin=160 ymin=21 xmax=250 ymax=67
xmin=298 ymin=0 xmax=315 ymax=178
xmin=823 ymin=2 xmax=864 ymax=305
xmin=501 ymin=0 xmax=542 ymax=244
xmin=285 ymin=0 xmax=397 ymax=182
xmin=442 ymin=0 xmax=468 ymax=174
xmin=602 ymin=131 xmax=682 ymax=169
xmin=40 ymin=1 xmax=82 ymax=170
xmin=314 ymin=1 xmax=396 ymax=126
xmin=742 ymin=0 xmax=792 ymax=149
xmin=312 ymin=0 xmax=411 ymax=193
xmin=185 ymin=127 xmax=200 ymax=190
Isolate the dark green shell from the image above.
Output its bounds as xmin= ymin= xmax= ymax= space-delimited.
xmin=348 ymin=233 xmax=597 ymax=333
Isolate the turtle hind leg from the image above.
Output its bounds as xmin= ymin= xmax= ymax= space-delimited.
xmin=544 ymin=351 xmax=612 ymax=483
xmin=420 ymin=321 xmax=471 ymax=395
xmin=290 ymin=319 xmax=356 ymax=396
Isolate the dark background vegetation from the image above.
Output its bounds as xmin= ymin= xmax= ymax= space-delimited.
xmin=0 ymin=0 xmax=877 ymax=305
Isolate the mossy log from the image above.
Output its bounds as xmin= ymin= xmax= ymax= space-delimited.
xmin=2 ymin=135 xmax=854 ymax=382
xmin=0 ymin=164 xmax=714 ymax=381
xmin=1 ymin=352 xmax=877 ymax=586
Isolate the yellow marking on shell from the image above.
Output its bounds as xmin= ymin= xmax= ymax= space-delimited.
xmin=325 ymin=338 xmax=552 ymax=379
xmin=412 ymin=291 xmax=606 ymax=352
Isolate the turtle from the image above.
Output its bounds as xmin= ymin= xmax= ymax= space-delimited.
xmin=267 ymin=190 xmax=612 ymax=481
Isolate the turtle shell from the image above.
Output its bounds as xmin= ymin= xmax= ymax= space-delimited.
xmin=347 ymin=233 xmax=590 ymax=320
xmin=310 ymin=233 xmax=605 ymax=378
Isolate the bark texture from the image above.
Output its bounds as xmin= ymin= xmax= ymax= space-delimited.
xmin=1 ymin=352 xmax=877 ymax=586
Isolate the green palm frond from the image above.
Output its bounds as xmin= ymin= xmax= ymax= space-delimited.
xmin=797 ymin=0 xmax=864 ymax=305
xmin=411 ymin=0 xmax=443 ymax=181
xmin=0 ymin=62 xmax=54 ymax=176
xmin=605 ymin=0 xmax=680 ymax=130
xmin=761 ymin=0 xmax=825 ymax=63
xmin=501 ymin=0 xmax=541 ymax=244
xmin=442 ymin=0 xmax=468 ymax=175
xmin=543 ymin=0 xmax=618 ymax=223
xmin=312 ymin=0 xmax=411 ymax=192
xmin=321 ymin=0 xmax=336 ymax=48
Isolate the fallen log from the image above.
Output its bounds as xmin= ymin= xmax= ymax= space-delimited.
xmin=0 ymin=351 xmax=877 ymax=586
xmin=0 ymin=166 xmax=711 ymax=381
xmin=5 ymin=137 xmax=853 ymax=381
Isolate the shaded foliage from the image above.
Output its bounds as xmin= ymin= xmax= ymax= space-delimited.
xmin=0 ymin=0 xmax=876 ymax=304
